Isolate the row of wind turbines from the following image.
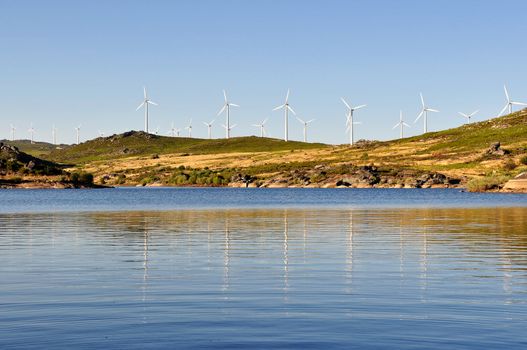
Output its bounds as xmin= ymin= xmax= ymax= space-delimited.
xmin=6 ymin=85 xmax=526 ymax=146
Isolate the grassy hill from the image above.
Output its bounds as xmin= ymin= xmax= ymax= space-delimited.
xmin=0 ymin=139 xmax=69 ymax=158
xmin=46 ymin=132 xmax=328 ymax=163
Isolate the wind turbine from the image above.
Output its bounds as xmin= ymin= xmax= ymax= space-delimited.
xmin=217 ymin=90 xmax=239 ymax=139
xmin=499 ymin=85 xmax=527 ymax=116
xmin=393 ymin=111 xmax=411 ymax=139
xmin=154 ymin=126 xmax=160 ymax=135
xmin=273 ymin=89 xmax=296 ymax=142
xmin=136 ymin=86 xmax=158 ymax=133
xmin=341 ymin=97 xmax=366 ymax=145
xmin=203 ymin=120 xmax=215 ymax=139
xmin=185 ymin=119 xmax=193 ymax=138
xmin=458 ymin=110 xmax=478 ymax=124
xmin=252 ymin=118 xmax=268 ymax=137
xmin=98 ymin=130 xmax=105 ymax=137
xmin=414 ymin=93 xmax=439 ymax=133
xmin=10 ymin=124 xmax=16 ymax=141
xmin=168 ymin=122 xmax=176 ymax=137
xmin=296 ymin=117 xmax=315 ymax=142
xmin=221 ymin=123 xmax=237 ymax=137
xmin=28 ymin=124 xmax=35 ymax=144
xmin=52 ymin=125 xmax=57 ymax=145
xmin=74 ymin=125 xmax=81 ymax=145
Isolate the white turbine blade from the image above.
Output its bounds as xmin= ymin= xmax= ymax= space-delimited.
xmin=392 ymin=123 xmax=400 ymax=129
xmin=223 ymin=89 xmax=227 ymax=102
xmin=427 ymin=108 xmax=440 ymax=113
xmin=210 ymin=119 xmax=215 ymax=125
xmin=287 ymin=105 xmax=296 ymax=115
xmin=403 ymin=122 xmax=411 ymax=127
xmin=285 ymin=89 xmax=290 ymax=103
xmin=203 ymin=122 xmax=209 ymax=126
xmin=415 ymin=110 xmax=424 ymax=123
xmin=340 ymin=97 xmax=351 ymax=110
xmin=231 ymin=124 xmax=237 ymax=129
xmin=420 ymin=93 xmax=425 ymax=107
xmin=504 ymin=85 xmax=510 ymax=101
xmin=345 ymin=125 xmax=351 ymax=133
xmin=354 ymin=104 xmax=367 ymax=110
xmin=252 ymin=124 xmax=260 ymax=127
xmin=511 ymin=101 xmax=527 ymax=106
xmin=353 ymin=121 xmax=362 ymax=125
xmin=136 ymin=102 xmax=145 ymax=111
xmin=498 ymin=104 xmax=509 ymax=116
xmin=469 ymin=110 xmax=479 ymax=117
xmin=273 ymin=104 xmax=285 ymax=111
xmin=147 ymin=100 xmax=158 ymax=106
xmin=217 ymin=104 xmax=226 ymax=116
xmin=229 ymin=103 xmax=239 ymax=107
xmin=296 ymin=117 xmax=305 ymax=124
xmin=306 ymin=119 xmax=315 ymax=124
xmin=221 ymin=124 xmax=227 ymax=129
xmin=143 ymin=86 xmax=147 ymax=99
xmin=262 ymin=118 xmax=268 ymax=125
xmin=458 ymin=112 xmax=468 ymax=118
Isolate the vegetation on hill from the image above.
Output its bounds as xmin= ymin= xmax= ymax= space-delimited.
xmin=0 ymin=139 xmax=69 ymax=158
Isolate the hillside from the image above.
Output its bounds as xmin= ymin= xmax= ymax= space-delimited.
xmin=0 ymin=139 xmax=69 ymax=158
xmin=6 ymin=109 xmax=527 ymax=190
xmin=46 ymin=132 xmax=328 ymax=164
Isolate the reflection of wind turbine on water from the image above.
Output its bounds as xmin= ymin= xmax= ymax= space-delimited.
xmin=345 ymin=210 xmax=354 ymax=293
xmin=283 ymin=210 xmax=289 ymax=298
xmin=141 ymin=218 xmax=150 ymax=323
xmin=223 ymin=215 xmax=230 ymax=293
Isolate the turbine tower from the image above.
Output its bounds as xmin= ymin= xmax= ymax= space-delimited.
xmin=52 ymin=125 xmax=57 ymax=145
xmin=185 ymin=119 xmax=193 ymax=138
xmin=217 ymin=90 xmax=239 ymax=139
xmin=273 ymin=89 xmax=296 ymax=142
xmin=252 ymin=118 xmax=268 ymax=137
xmin=10 ymin=124 xmax=16 ymax=141
xmin=499 ymin=85 xmax=527 ymax=116
xmin=136 ymin=86 xmax=158 ymax=133
xmin=341 ymin=97 xmax=366 ymax=145
xmin=203 ymin=120 xmax=215 ymax=139
xmin=28 ymin=124 xmax=35 ymax=144
xmin=392 ymin=111 xmax=411 ymax=139
xmin=414 ymin=93 xmax=439 ymax=133
xmin=296 ymin=117 xmax=315 ymax=142
xmin=458 ymin=110 xmax=478 ymax=124
xmin=74 ymin=125 xmax=81 ymax=145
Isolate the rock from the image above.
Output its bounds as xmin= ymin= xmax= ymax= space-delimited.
xmin=486 ymin=142 xmax=509 ymax=156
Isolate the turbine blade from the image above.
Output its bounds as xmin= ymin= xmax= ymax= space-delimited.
xmin=287 ymin=105 xmax=296 ymax=115
xmin=392 ymin=123 xmax=400 ymax=129
xmin=285 ymin=89 xmax=290 ymax=103
xmin=210 ymin=120 xmax=215 ymax=125
xmin=458 ymin=112 xmax=468 ymax=118
xmin=420 ymin=93 xmax=425 ymax=107
xmin=229 ymin=103 xmax=239 ymax=107
xmin=148 ymin=100 xmax=158 ymax=106
xmin=273 ymin=104 xmax=285 ymax=111
xmin=136 ymin=102 xmax=145 ymax=111
xmin=231 ymin=124 xmax=237 ymax=129
xmin=144 ymin=86 xmax=147 ymax=99
xmin=354 ymin=104 xmax=367 ymax=110
xmin=403 ymin=122 xmax=411 ymax=127
xmin=217 ymin=105 xmax=226 ymax=116
xmin=498 ymin=104 xmax=509 ymax=116
xmin=223 ymin=89 xmax=227 ymax=102
xmin=511 ymin=101 xmax=527 ymax=106
xmin=415 ymin=110 xmax=424 ymax=123
xmin=307 ymin=119 xmax=315 ymax=124
xmin=340 ymin=97 xmax=351 ymax=110
xmin=262 ymin=118 xmax=268 ymax=125
xmin=296 ymin=117 xmax=305 ymax=124
xmin=470 ymin=110 xmax=479 ymax=116
xmin=504 ymin=85 xmax=510 ymax=101
xmin=427 ymin=108 xmax=439 ymax=113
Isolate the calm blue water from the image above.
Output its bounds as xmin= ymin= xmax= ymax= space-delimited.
xmin=1 ymin=189 xmax=526 ymax=349
xmin=0 ymin=187 xmax=526 ymax=213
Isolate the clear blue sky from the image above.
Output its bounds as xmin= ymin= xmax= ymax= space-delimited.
xmin=1 ymin=0 xmax=526 ymax=144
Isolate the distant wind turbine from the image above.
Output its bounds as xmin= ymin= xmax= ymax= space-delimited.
xmin=154 ymin=126 xmax=160 ymax=135
xmin=10 ymin=124 xmax=16 ymax=141
xmin=28 ymin=124 xmax=35 ymax=144
xmin=252 ymin=118 xmax=268 ymax=137
xmin=221 ymin=123 xmax=237 ymax=137
xmin=98 ymin=130 xmax=105 ymax=137
xmin=168 ymin=123 xmax=176 ymax=137
xmin=414 ymin=93 xmax=439 ymax=134
xmin=136 ymin=86 xmax=158 ymax=133
xmin=185 ymin=119 xmax=193 ymax=138
xmin=458 ymin=110 xmax=478 ymax=124
xmin=393 ymin=111 xmax=411 ymax=139
xmin=498 ymin=85 xmax=527 ymax=117
xmin=74 ymin=125 xmax=81 ymax=145
xmin=273 ymin=89 xmax=296 ymax=142
xmin=217 ymin=90 xmax=239 ymax=139
xmin=296 ymin=117 xmax=315 ymax=142
xmin=203 ymin=120 xmax=215 ymax=139
xmin=341 ymin=97 xmax=366 ymax=145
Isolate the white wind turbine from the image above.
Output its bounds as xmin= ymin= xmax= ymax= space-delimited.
xmin=458 ymin=110 xmax=478 ymax=124
xmin=168 ymin=122 xmax=176 ymax=137
xmin=414 ymin=93 xmax=439 ymax=133
xmin=273 ymin=89 xmax=296 ymax=142
xmin=341 ymin=97 xmax=366 ymax=145
xmin=221 ymin=123 xmax=237 ymax=137
xmin=393 ymin=111 xmax=411 ymax=139
xmin=203 ymin=120 xmax=215 ymax=139
xmin=74 ymin=125 xmax=81 ymax=145
xmin=185 ymin=119 xmax=193 ymax=138
xmin=52 ymin=125 xmax=58 ymax=145
xmin=217 ymin=90 xmax=239 ymax=139
xmin=136 ymin=86 xmax=158 ymax=133
xmin=28 ymin=124 xmax=36 ymax=144
xmin=10 ymin=124 xmax=16 ymax=141
xmin=154 ymin=126 xmax=160 ymax=135
xmin=296 ymin=117 xmax=315 ymax=142
xmin=499 ymin=85 xmax=527 ymax=116
xmin=98 ymin=130 xmax=105 ymax=137
xmin=252 ymin=118 xmax=268 ymax=137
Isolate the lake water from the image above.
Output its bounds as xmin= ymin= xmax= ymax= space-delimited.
xmin=1 ymin=189 xmax=527 ymax=349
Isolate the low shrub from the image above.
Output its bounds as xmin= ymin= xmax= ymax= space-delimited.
xmin=466 ymin=175 xmax=510 ymax=192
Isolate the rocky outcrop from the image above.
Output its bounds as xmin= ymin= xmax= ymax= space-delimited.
xmin=503 ymin=172 xmax=527 ymax=193
xmin=486 ymin=142 xmax=509 ymax=156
